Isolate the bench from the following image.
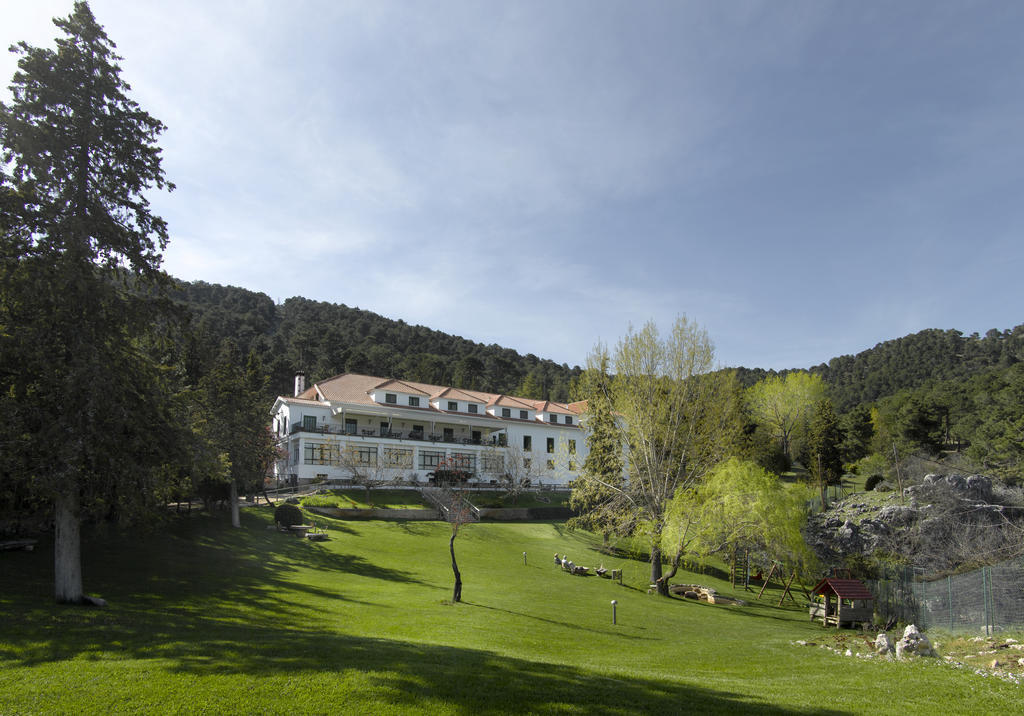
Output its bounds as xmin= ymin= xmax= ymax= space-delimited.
xmin=0 ymin=539 xmax=38 ymax=552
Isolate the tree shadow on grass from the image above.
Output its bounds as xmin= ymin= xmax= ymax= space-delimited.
xmin=0 ymin=510 xmax=424 ymax=633
xmin=1 ymin=612 xmax=850 ymax=715
xmin=0 ymin=516 xmax=856 ymax=716
xmin=462 ymin=601 xmax=652 ymax=640
xmin=0 ymin=512 xmax=850 ymax=714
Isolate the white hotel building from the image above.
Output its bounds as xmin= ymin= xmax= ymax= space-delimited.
xmin=271 ymin=373 xmax=588 ymax=487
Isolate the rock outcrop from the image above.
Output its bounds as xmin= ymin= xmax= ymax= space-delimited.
xmin=804 ymin=473 xmax=1023 ymax=573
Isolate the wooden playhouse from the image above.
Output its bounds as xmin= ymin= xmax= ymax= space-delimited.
xmin=809 ymin=577 xmax=874 ymax=628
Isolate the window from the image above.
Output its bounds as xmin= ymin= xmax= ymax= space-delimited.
xmin=568 ymin=439 xmax=576 ymax=455
xmin=448 ymin=401 xmax=458 ymax=411
xmin=523 ymin=458 xmax=531 ymax=469
xmin=501 ymin=407 xmax=511 ymax=418
xmin=546 ymin=459 xmax=554 ymax=470
xmin=451 ymin=452 xmax=476 ymax=471
xmin=344 ymin=418 xmax=357 ymax=435
xmin=546 ymin=437 xmax=554 ymax=454
xmin=408 ymin=396 xmax=420 ymax=407
xmin=353 ymin=445 xmax=378 ymax=466
xmin=468 ymin=403 xmax=478 ymax=414
xmin=304 ymin=442 xmax=340 ymax=466
xmin=380 ymin=422 xmax=390 ymax=436
xmin=548 ymin=413 xmax=557 ymax=423
xmin=482 ymin=453 xmax=505 ymax=473
xmin=520 ymin=410 xmax=528 ymax=420
xmin=565 ymin=416 xmax=573 ymax=425
xmin=385 ymin=393 xmax=397 ymax=404
xmin=568 ymin=460 xmax=576 ymax=472
xmin=302 ymin=415 xmax=318 ymax=431
xmin=523 ymin=435 xmax=532 ymax=451
xmin=471 ymin=430 xmax=481 ymax=443
xmin=419 ymin=449 xmax=444 ymax=470
xmin=383 ymin=447 xmax=413 ymax=468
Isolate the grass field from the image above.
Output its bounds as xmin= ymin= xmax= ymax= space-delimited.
xmin=300 ymin=489 xmax=431 ymax=510
xmin=0 ymin=508 xmax=1019 ymax=714
xmin=299 ymin=488 xmax=571 ymax=510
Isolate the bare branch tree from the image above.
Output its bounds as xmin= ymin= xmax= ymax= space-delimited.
xmin=340 ymin=443 xmax=407 ymax=507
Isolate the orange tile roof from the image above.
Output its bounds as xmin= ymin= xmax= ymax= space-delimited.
xmin=434 ymin=387 xmax=488 ymax=403
xmin=535 ymin=400 xmax=575 ymax=415
xmin=279 ymin=397 xmax=325 ymax=406
xmin=372 ymin=379 xmax=430 ymax=396
xmin=280 ymin=373 xmax=584 ymax=420
xmin=490 ymin=394 xmax=536 ymax=409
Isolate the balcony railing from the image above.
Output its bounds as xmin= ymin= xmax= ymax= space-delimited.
xmin=288 ymin=423 xmax=488 ymax=446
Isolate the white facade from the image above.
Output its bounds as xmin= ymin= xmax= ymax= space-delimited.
xmin=271 ymin=373 xmax=587 ymax=487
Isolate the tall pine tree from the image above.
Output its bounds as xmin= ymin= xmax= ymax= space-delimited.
xmin=0 ymin=2 xmax=175 ymax=603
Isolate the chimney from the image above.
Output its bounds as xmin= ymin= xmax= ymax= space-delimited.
xmin=294 ymin=371 xmax=306 ymax=397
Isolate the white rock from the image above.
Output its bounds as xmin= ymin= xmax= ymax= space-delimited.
xmin=874 ymin=633 xmax=895 ymax=655
xmin=896 ymin=624 xmax=937 ymax=659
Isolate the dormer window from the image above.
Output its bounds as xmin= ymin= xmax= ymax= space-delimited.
xmin=385 ymin=393 xmax=397 ymax=404
xmin=501 ymin=408 xmax=511 ymax=418
xmin=409 ymin=396 xmax=420 ymax=407
xmin=468 ymin=404 xmax=478 ymax=414
xmin=565 ymin=416 xmax=573 ymax=425
xmin=520 ymin=410 xmax=528 ymax=419
xmin=448 ymin=401 xmax=458 ymax=411
xmin=548 ymin=414 xmax=557 ymax=423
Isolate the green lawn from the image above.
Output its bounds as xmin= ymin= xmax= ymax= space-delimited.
xmin=300 ymin=489 xmax=430 ymax=509
xmin=0 ymin=508 xmax=1018 ymax=714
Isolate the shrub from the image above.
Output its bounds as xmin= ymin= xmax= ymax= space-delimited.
xmin=865 ymin=474 xmax=885 ymax=491
xmin=274 ymin=503 xmax=304 ymax=527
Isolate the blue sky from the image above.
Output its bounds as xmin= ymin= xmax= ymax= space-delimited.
xmin=3 ymin=1 xmax=1022 ymax=371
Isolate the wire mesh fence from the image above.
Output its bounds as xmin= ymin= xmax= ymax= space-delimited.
xmin=869 ymin=558 xmax=1024 ymax=634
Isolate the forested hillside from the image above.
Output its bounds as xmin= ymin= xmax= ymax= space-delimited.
xmin=173 ymin=279 xmax=1022 ymax=414
xmin=809 ymin=327 xmax=1024 ymax=411
xmin=171 ymin=281 xmax=582 ymax=402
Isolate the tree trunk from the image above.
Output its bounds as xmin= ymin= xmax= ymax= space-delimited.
xmin=230 ymin=480 xmax=240 ymax=528
xmin=54 ymin=488 xmax=84 ymax=604
xmin=650 ymin=544 xmax=664 ymax=594
xmin=449 ymin=531 xmax=462 ymax=603
xmin=655 ymin=547 xmax=684 ymax=597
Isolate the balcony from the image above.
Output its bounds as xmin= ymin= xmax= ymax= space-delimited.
xmin=288 ymin=423 xmax=488 ymax=446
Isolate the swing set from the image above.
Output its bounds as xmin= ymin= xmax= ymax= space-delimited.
xmin=728 ymin=548 xmax=809 ymax=607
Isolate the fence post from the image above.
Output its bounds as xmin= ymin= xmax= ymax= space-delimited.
xmin=948 ymin=576 xmax=953 ymax=632
xmin=982 ymin=567 xmax=990 ymax=636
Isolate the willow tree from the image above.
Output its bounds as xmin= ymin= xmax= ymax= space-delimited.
xmin=0 ymin=2 xmax=175 ymax=603
xmin=661 ymin=458 xmax=814 ymax=578
xmin=575 ymin=318 xmax=743 ymax=596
